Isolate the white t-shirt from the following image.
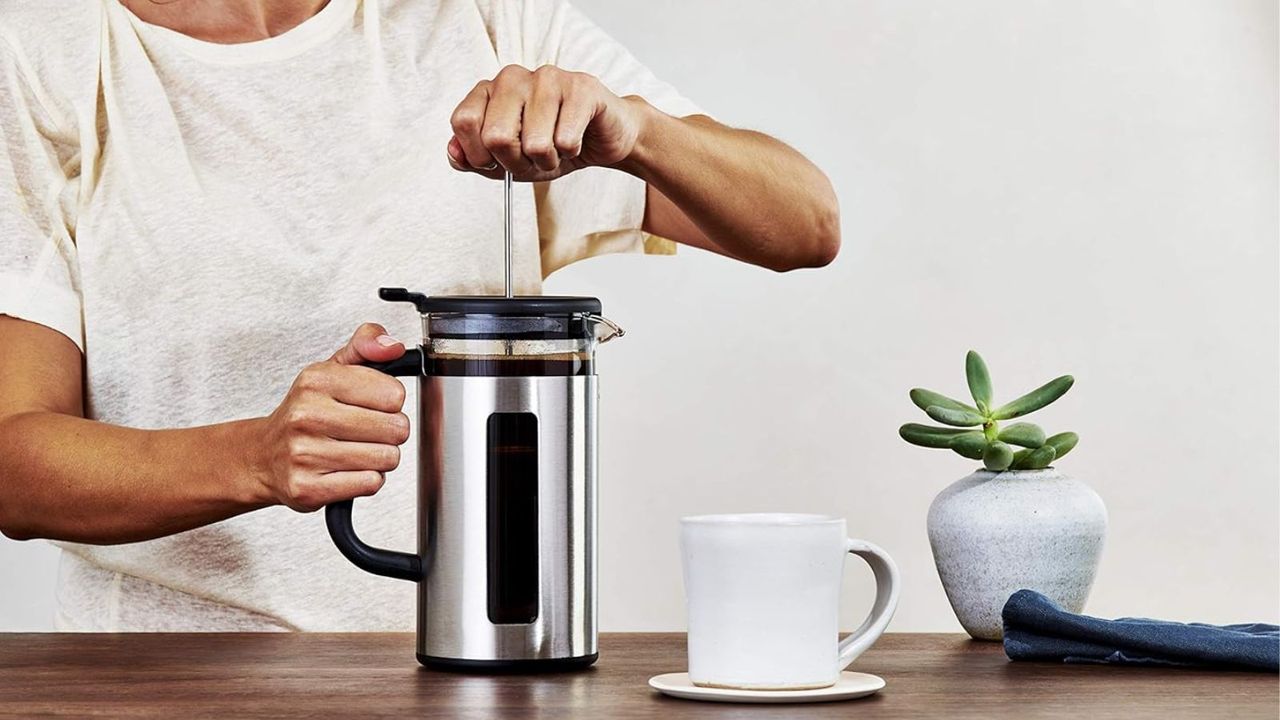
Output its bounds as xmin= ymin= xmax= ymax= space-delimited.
xmin=0 ymin=0 xmax=699 ymax=631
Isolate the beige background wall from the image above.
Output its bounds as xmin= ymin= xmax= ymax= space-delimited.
xmin=2 ymin=0 xmax=1276 ymax=631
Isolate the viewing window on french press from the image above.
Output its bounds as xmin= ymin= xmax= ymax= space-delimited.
xmin=486 ymin=412 xmax=540 ymax=624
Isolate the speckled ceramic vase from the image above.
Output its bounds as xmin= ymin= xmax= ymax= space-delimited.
xmin=927 ymin=468 xmax=1107 ymax=641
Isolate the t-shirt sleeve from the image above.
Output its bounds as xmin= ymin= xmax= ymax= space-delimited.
xmin=0 ymin=39 xmax=83 ymax=351
xmin=482 ymin=0 xmax=705 ymax=277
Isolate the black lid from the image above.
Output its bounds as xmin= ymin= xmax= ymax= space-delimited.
xmin=379 ymin=287 xmax=601 ymax=316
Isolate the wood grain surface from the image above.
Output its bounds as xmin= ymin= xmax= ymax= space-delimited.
xmin=0 ymin=633 xmax=1274 ymax=718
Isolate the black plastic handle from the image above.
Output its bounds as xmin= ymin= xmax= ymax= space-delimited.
xmin=364 ymin=346 xmax=424 ymax=377
xmin=325 ymin=500 xmax=423 ymax=582
xmin=323 ymin=347 xmax=425 ymax=582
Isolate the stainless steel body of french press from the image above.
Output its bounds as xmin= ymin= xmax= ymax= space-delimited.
xmin=326 ymin=288 xmax=623 ymax=670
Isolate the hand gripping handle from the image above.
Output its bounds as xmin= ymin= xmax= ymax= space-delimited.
xmin=323 ymin=348 xmax=424 ymax=582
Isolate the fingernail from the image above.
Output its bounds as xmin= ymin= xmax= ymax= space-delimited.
xmin=376 ymin=334 xmax=402 ymax=347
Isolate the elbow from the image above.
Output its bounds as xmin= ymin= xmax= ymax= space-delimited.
xmin=0 ymin=496 xmax=33 ymax=541
xmin=1 ymin=526 xmax=36 ymax=542
xmin=766 ymin=186 xmax=842 ymax=273
xmin=0 ymin=507 xmax=36 ymax=542
xmin=809 ymin=199 xmax=842 ymax=268
xmin=0 ymin=470 xmax=37 ymax=542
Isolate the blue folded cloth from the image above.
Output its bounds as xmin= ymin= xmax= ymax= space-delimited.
xmin=1002 ymin=589 xmax=1279 ymax=672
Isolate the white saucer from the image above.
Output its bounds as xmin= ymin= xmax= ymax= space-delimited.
xmin=648 ymin=671 xmax=885 ymax=704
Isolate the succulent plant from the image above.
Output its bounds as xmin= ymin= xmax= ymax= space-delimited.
xmin=899 ymin=351 xmax=1078 ymax=472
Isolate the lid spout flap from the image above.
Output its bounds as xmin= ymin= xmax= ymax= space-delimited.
xmin=586 ymin=314 xmax=625 ymax=344
xmin=378 ymin=287 xmax=430 ymax=314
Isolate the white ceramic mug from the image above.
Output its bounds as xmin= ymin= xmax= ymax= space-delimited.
xmin=680 ymin=513 xmax=900 ymax=690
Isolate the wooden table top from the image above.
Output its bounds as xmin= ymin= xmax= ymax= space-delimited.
xmin=0 ymin=632 xmax=1274 ymax=718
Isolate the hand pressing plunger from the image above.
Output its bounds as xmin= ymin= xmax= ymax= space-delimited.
xmin=443 ymin=63 xmax=840 ymax=273
xmin=446 ymin=64 xmax=646 ymax=181
xmin=251 ymin=324 xmax=411 ymax=512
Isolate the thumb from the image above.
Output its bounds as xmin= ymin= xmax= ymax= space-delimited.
xmin=331 ymin=323 xmax=405 ymax=366
xmin=447 ymin=136 xmax=506 ymax=180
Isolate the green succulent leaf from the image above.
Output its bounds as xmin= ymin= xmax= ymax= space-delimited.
xmin=904 ymin=355 xmax=1080 ymax=469
xmin=983 ymin=441 xmax=1014 ymax=471
xmin=1045 ymin=432 xmax=1079 ymax=460
xmin=1009 ymin=447 xmax=1033 ymax=468
xmin=899 ymin=423 xmax=971 ymax=448
xmin=965 ymin=351 xmax=993 ymax=408
xmin=909 ymin=388 xmax=978 ymax=415
xmin=997 ymin=422 xmax=1046 ymax=449
xmin=1012 ymin=444 xmax=1057 ymax=470
xmin=948 ymin=432 xmax=988 ymax=460
xmin=925 ymin=405 xmax=987 ymax=427
xmin=991 ymin=375 xmax=1075 ymax=420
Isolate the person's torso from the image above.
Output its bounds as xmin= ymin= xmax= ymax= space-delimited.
xmin=36 ymin=0 xmax=547 ymax=630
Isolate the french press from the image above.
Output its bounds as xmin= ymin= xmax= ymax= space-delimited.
xmin=325 ymin=174 xmax=623 ymax=670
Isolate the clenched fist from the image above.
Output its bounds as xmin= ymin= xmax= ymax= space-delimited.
xmin=252 ymin=323 xmax=411 ymax=512
xmin=446 ymin=64 xmax=649 ymax=181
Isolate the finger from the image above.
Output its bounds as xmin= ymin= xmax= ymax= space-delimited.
xmin=310 ymin=400 xmax=411 ymax=445
xmin=324 ymin=471 xmax=387 ymax=500
xmin=553 ymin=73 xmax=601 ymax=161
xmin=331 ymin=365 xmax=407 ymax=413
xmin=482 ymin=65 xmax=533 ymax=174
xmin=330 ymin=323 xmax=404 ymax=366
xmin=446 ymin=136 xmax=474 ymax=172
xmin=323 ymin=471 xmax=387 ymax=501
xmin=449 ymin=81 xmax=496 ymax=170
xmin=297 ymin=363 xmax=407 ymax=412
xmin=522 ymin=66 xmax=563 ymax=173
xmin=291 ymin=470 xmax=386 ymax=510
xmin=447 ymin=136 xmax=504 ymax=179
xmin=310 ymin=439 xmax=402 ymax=473
xmin=446 ymin=135 xmax=466 ymax=168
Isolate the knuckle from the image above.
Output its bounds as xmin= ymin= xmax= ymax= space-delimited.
xmin=283 ymin=404 xmax=317 ymax=432
xmin=481 ymin=127 xmax=518 ymax=151
xmin=497 ymin=64 xmax=527 ymax=79
xmin=569 ymin=71 xmax=595 ymax=91
xmin=392 ymin=413 xmax=411 ymax=443
xmin=384 ymin=379 xmax=407 ymax=408
xmin=285 ymin=436 xmax=311 ymax=462
xmin=523 ymin=136 xmax=553 ymax=159
xmin=378 ymin=445 xmax=401 ymax=471
xmin=360 ymin=471 xmax=387 ymax=495
xmin=494 ymin=65 xmax=529 ymax=89
xmin=283 ymin=475 xmax=319 ymax=511
xmin=451 ymin=107 xmax=480 ymax=133
xmin=291 ymin=490 xmax=322 ymax=513
xmin=295 ymin=364 xmax=326 ymax=392
xmin=533 ymin=64 xmax=561 ymax=86
xmin=553 ymin=133 xmax=581 ymax=154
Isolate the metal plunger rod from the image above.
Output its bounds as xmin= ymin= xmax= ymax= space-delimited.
xmin=503 ymin=171 xmax=514 ymax=298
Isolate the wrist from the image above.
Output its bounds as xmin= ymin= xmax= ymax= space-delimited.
xmin=617 ymin=95 xmax=668 ymax=180
xmin=225 ymin=417 xmax=277 ymax=508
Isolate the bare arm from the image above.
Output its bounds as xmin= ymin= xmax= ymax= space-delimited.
xmin=629 ymin=110 xmax=840 ymax=272
xmin=446 ymin=65 xmax=841 ymax=272
xmin=0 ymin=317 xmax=410 ymax=545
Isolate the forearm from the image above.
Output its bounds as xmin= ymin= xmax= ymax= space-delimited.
xmin=0 ymin=412 xmax=272 ymax=544
xmin=622 ymin=98 xmax=841 ymax=271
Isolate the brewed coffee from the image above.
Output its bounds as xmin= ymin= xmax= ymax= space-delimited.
xmin=426 ymin=353 xmax=593 ymax=377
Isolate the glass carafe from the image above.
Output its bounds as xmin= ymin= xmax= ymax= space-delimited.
xmin=422 ymin=308 xmax=623 ymax=377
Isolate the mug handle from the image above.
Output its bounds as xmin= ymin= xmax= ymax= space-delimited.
xmin=836 ymin=538 xmax=901 ymax=669
xmin=323 ymin=348 xmax=425 ymax=582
